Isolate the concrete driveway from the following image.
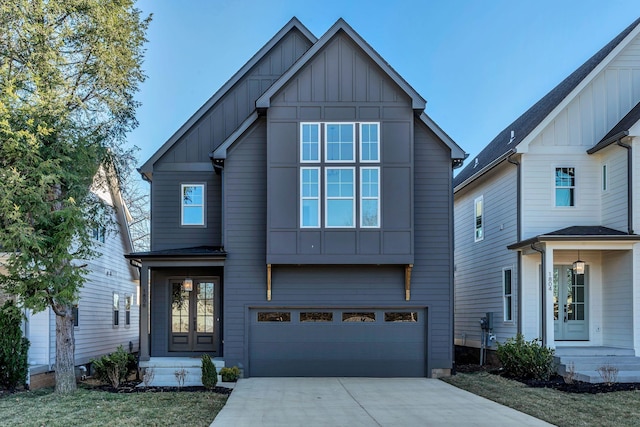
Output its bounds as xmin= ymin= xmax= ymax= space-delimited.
xmin=211 ymin=377 xmax=552 ymax=426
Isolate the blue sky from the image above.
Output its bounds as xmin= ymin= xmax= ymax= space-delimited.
xmin=130 ymin=0 xmax=640 ymax=170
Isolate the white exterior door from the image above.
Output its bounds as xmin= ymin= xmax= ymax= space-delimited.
xmin=553 ymin=265 xmax=588 ymax=341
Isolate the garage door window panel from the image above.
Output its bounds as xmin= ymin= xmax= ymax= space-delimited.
xmin=300 ymin=312 xmax=333 ymax=322
xmin=342 ymin=312 xmax=375 ymax=322
xmin=258 ymin=312 xmax=291 ymax=322
xmin=385 ymin=312 xmax=418 ymax=322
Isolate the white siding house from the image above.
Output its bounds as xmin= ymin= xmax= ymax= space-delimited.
xmin=25 ymin=174 xmax=139 ymax=374
xmin=454 ymin=18 xmax=640 ymax=382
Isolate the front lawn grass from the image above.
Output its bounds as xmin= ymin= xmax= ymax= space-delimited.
xmin=0 ymin=387 xmax=227 ymax=427
xmin=443 ymin=371 xmax=640 ymax=427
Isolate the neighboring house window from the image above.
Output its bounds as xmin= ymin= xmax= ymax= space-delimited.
xmin=113 ymin=292 xmax=120 ymax=327
xmin=92 ymin=227 xmax=105 ymax=243
xmin=181 ymin=184 xmax=205 ymax=225
xmin=301 ymin=123 xmax=320 ymax=162
xmin=360 ymin=123 xmax=379 ymax=162
xmin=299 ymin=122 xmax=381 ymax=229
xmin=503 ymin=268 xmax=513 ymax=322
xmin=72 ymin=304 xmax=79 ymax=327
xmin=125 ymin=294 xmax=132 ymax=326
xmin=361 ymin=167 xmax=380 ymax=227
xmin=326 ymin=168 xmax=355 ymax=227
xmin=555 ymin=167 xmax=575 ymax=207
xmin=301 ymin=168 xmax=320 ymax=227
xmin=474 ymin=196 xmax=484 ymax=242
xmin=602 ymin=164 xmax=607 ymax=191
xmin=325 ymin=123 xmax=355 ymax=162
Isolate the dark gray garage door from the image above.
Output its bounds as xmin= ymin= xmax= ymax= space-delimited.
xmin=249 ymin=308 xmax=426 ymax=377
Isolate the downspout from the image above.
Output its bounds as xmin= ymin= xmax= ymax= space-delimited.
xmin=616 ymin=139 xmax=633 ymax=234
xmin=506 ymin=150 xmax=522 ymax=334
xmin=530 ymin=242 xmax=546 ymax=347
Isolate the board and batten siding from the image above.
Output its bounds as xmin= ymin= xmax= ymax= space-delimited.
xmin=150 ymin=170 xmax=221 ymax=251
xmin=454 ymin=163 xmax=518 ymax=348
xmin=154 ymin=28 xmax=313 ymax=167
xmin=266 ymin=32 xmax=414 ymax=264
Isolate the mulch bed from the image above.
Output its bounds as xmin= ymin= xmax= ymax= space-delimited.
xmin=81 ymin=379 xmax=233 ymax=395
xmin=456 ymin=364 xmax=640 ymax=394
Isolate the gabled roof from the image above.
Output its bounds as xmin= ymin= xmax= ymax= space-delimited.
xmin=256 ymin=18 xmax=426 ymax=111
xmin=587 ymin=100 xmax=640 ymax=154
xmin=418 ymin=113 xmax=467 ymax=161
xmin=507 ymin=226 xmax=640 ymax=250
xmin=454 ymin=17 xmax=640 ymax=190
xmin=139 ymin=18 xmax=317 ymax=178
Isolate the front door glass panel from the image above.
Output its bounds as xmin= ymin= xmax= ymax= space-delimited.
xmin=171 ymin=283 xmax=189 ymax=333
xmin=197 ymin=282 xmax=214 ymax=333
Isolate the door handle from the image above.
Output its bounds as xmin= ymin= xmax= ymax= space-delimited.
xmin=563 ymin=304 xmax=568 ymax=323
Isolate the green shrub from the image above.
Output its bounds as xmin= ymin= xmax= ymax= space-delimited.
xmin=0 ymin=300 xmax=30 ymax=391
xmin=219 ymin=366 xmax=240 ymax=382
xmin=496 ymin=333 xmax=555 ymax=380
xmin=201 ymin=354 xmax=217 ymax=389
xmin=91 ymin=345 xmax=135 ymax=388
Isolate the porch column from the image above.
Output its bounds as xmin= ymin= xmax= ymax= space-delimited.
xmin=543 ymin=248 xmax=555 ymax=349
xmin=139 ymin=265 xmax=150 ymax=361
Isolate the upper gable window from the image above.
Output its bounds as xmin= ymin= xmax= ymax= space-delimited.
xmin=360 ymin=123 xmax=379 ymax=162
xmin=301 ymin=123 xmax=320 ymax=162
xmin=361 ymin=167 xmax=380 ymax=227
xmin=555 ymin=167 xmax=575 ymax=207
xmin=301 ymin=168 xmax=320 ymax=228
xmin=181 ymin=184 xmax=205 ymax=226
xmin=474 ymin=196 xmax=484 ymax=242
xmin=325 ymin=123 xmax=355 ymax=162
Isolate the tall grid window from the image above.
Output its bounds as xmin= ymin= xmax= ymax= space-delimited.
xmin=474 ymin=196 xmax=484 ymax=242
xmin=326 ymin=168 xmax=355 ymax=227
xmin=325 ymin=123 xmax=355 ymax=162
xmin=503 ymin=268 xmax=513 ymax=321
xmin=125 ymin=294 xmax=132 ymax=326
xmin=360 ymin=123 xmax=379 ymax=162
xmin=301 ymin=123 xmax=320 ymax=162
xmin=555 ymin=167 xmax=575 ymax=207
xmin=301 ymin=168 xmax=320 ymax=227
xmin=361 ymin=168 xmax=380 ymax=227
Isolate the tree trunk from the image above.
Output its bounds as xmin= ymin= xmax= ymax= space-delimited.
xmin=54 ymin=305 xmax=77 ymax=393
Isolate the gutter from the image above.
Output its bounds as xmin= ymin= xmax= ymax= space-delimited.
xmin=616 ymin=139 xmax=634 ymax=234
xmin=506 ymin=152 xmax=522 ymax=334
xmin=454 ymin=148 xmax=517 ymax=193
xmin=530 ymin=243 xmax=546 ymax=347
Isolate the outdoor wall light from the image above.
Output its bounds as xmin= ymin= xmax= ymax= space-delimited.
xmin=573 ymin=251 xmax=585 ymax=275
xmin=183 ymin=277 xmax=193 ymax=292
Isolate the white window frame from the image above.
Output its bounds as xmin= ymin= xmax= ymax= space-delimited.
xmin=503 ymin=267 xmax=513 ymax=322
xmin=181 ymin=183 xmax=206 ymax=226
xmin=325 ymin=167 xmax=355 ymax=228
xmin=324 ymin=123 xmax=355 ymax=163
xmin=112 ymin=292 xmax=120 ymax=328
xmin=359 ymin=122 xmax=380 ymax=163
xmin=602 ymin=164 xmax=608 ymax=192
xmin=474 ymin=195 xmax=484 ymax=242
xmin=554 ymin=167 xmax=575 ymax=207
xmin=300 ymin=122 xmax=321 ymax=163
xmin=125 ymin=294 xmax=132 ymax=327
xmin=300 ymin=167 xmax=320 ymax=228
xmin=360 ymin=167 xmax=380 ymax=228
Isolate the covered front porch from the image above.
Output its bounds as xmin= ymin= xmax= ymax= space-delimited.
xmin=509 ymin=227 xmax=640 ymax=382
xmin=125 ymin=246 xmax=227 ymax=363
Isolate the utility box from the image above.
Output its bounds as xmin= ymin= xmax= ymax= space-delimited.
xmin=480 ymin=312 xmax=494 ymax=331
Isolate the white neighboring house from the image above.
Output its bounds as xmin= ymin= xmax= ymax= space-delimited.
xmin=23 ymin=173 xmax=140 ymax=378
xmin=454 ymin=17 xmax=640 ymax=382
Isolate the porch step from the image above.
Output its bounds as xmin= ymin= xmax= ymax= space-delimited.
xmin=138 ymin=357 xmax=225 ymax=387
xmin=554 ymin=347 xmax=640 ymax=383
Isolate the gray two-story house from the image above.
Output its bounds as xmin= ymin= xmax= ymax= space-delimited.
xmin=127 ymin=17 xmax=465 ymax=382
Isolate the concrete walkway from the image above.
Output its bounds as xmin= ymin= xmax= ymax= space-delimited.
xmin=211 ymin=378 xmax=552 ymax=427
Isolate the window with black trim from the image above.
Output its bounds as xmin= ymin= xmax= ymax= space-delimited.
xmin=112 ymin=292 xmax=120 ymax=327
xmin=125 ymin=294 xmax=132 ymax=326
xmin=72 ymin=304 xmax=79 ymax=327
xmin=503 ymin=268 xmax=513 ymax=322
xmin=474 ymin=196 xmax=483 ymax=242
